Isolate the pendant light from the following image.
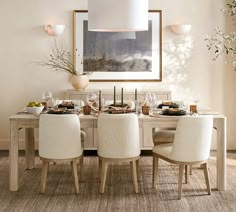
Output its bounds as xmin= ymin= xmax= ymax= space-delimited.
xmin=88 ymin=0 xmax=148 ymax=32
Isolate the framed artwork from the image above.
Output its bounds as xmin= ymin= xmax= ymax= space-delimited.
xmin=73 ymin=10 xmax=162 ymax=82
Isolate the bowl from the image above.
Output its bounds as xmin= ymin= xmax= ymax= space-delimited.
xmin=25 ymin=106 xmax=44 ymax=115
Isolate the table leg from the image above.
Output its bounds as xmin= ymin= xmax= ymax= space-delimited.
xmin=9 ymin=120 xmax=19 ymax=191
xmin=215 ymin=117 xmax=227 ymax=191
xmin=25 ymin=128 xmax=35 ymax=169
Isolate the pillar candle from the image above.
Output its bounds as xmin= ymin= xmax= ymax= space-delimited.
xmin=114 ymin=86 xmax=116 ymax=106
xmin=121 ymin=88 xmax=123 ymax=107
xmin=99 ymin=90 xmax=101 ymax=111
xmin=135 ymin=89 xmax=137 ymax=101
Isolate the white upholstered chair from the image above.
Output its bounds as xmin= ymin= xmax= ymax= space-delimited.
xmin=39 ymin=114 xmax=83 ymax=194
xmin=152 ymin=116 xmax=213 ymax=199
xmin=97 ymin=113 xmax=140 ymax=193
xmin=152 ymin=129 xmax=175 ymax=146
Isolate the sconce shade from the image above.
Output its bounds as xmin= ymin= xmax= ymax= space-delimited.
xmin=44 ymin=25 xmax=65 ymax=36
xmin=170 ymin=24 xmax=192 ymax=34
xmin=88 ymin=0 xmax=148 ymax=32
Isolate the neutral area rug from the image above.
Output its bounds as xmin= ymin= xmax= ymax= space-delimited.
xmin=0 ymin=153 xmax=236 ymax=212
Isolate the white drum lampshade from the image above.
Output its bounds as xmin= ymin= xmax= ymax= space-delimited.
xmin=88 ymin=0 xmax=148 ymax=32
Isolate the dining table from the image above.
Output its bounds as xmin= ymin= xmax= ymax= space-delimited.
xmin=9 ymin=111 xmax=226 ymax=192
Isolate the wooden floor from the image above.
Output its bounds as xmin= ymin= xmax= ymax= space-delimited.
xmin=0 ymin=151 xmax=236 ymax=212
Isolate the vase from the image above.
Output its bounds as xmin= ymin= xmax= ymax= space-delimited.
xmin=70 ymin=75 xmax=89 ymax=90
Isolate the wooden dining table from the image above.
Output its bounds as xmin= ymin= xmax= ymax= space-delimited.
xmin=9 ymin=112 xmax=226 ymax=191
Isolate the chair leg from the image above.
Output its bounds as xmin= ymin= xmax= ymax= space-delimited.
xmin=178 ymin=164 xmax=184 ymax=199
xmin=136 ymin=159 xmax=140 ymax=181
xmin=185 ymin=165 xmax=189 ymax=184
xmin=189 ymin=165 xmax=193 ymax=175
xmin=100 ymin=160 xmax=108 ymax=194
xmin=131 ymin=159 xmax=139 ymax=193
xmin=202 ymin=163 xmax=211 ymax=195
xmin=152 ymin=156 xmax=159 ymax=189
xmin=79 ymin=156 xmax=84 ymax=181
xmin=98 ymin=157 xmax=102 ymax=182
xmin=41 ymin=160 xmax=49 ymax=194
xmin=71 ymin=159 xmax=79 ymax=194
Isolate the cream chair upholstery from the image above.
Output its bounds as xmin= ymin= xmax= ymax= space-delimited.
xmin=39 ymin=114 xmax=83 ymax=194
xmin=152 ymin=129 xmax=175 ymax=145
xmin=80 ymin=130 xmax=86 ymax=147
xmin=152 ymin=116 xmax=213 ymax=199
xmin=153 ymin=129 xmax=196 ymax=175
xmin=97 ymin=113 xmax=140 ymax=193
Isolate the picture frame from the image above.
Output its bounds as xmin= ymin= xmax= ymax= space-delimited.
xmin=73 ymin=10 xmax=162 ymax=82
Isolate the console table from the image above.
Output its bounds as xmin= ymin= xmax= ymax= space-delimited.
xmin=9 ymin=113 xmax=226 ymax=192
xmin=65 ymin=89 xmax=171 ymax=102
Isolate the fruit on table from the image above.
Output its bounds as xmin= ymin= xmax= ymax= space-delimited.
xmin=27 ymin=101 xmax=43 ymax=107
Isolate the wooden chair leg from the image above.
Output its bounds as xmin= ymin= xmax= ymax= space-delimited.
xmin=202 ymin=163 xmax=211 ymax=195
xmin=100 ymin=160 xmax=108 ymax=194
xmin=41 ymin=160 xmax=49 ymax=193
xmin=185 ymin=165 xmax=189 ymax=184
xmin=79 ymin=156 xmax=84 ymax=181
xmin=152 ymin=156 xmax=159 ymax=189
xmin=178 ymin=164 xmax=184 ymax=199
xmin=71 ymin=159 xmax=79 ymax=194
xmin=136 ymin=159 xmax=140 ymax=181
xmin=189 ymin=165 xmax=193 ymax=175
xmin=98 ymin=157 xmax=102 ymax=182
xmin=131 ymin=160 xmax=139 ymax=193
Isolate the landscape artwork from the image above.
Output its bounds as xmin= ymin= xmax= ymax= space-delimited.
xmin=74 ymin=10 xmax=162 ymax=81
xmin=83 ymin=21 xmax=152 ymax=73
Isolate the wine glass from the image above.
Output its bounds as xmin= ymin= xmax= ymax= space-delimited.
xmin=145 ymin=92 xmax=157 ymax=114
xmin=74 ymin=100 xmax=85 ymax=112
xmin=193 ymin=94 xmax=200 ymax=105
xmin=86 ymin=92 xmax=97 ymax=107
xmin=42 ymin=91 xmax=52 ymax=107
xmin=51 ymin=98 xmax=59 ymax=108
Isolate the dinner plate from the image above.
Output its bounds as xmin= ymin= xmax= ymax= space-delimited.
xmin=161 ymin=109 xmax=186 ymax=116
xmin=47 ymin=110 xmax=73 ymax=114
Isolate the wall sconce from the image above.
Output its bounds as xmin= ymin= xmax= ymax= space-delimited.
xmin=170 ymin=24 xmax=192 ymax=34
xmin=44 ymin=24 xmax=65 ymax=36
xmin=88 ymin=0 xmax=148 ymax=32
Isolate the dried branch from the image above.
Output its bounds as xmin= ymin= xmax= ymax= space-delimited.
xmin=205 ymin=0 xmax=236 ymax=68
xmin=37 ymin=40 xmax=85 ymax=76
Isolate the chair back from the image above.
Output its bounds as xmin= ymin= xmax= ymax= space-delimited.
xmin=39 ymin=114 xmax=83 ymax=159
xmin=171 ymin=116 xmax=213 ymax=162
xmin=97 ymin=114 xmax=140 ymax=158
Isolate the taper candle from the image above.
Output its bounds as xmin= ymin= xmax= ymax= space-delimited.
xmin=99 ymin=90 xmax=101 ymax=111
xmin=135 ymin=88 xmax=137 ymax=101
xmin=121 ymin=88 xmax=123 ymax=107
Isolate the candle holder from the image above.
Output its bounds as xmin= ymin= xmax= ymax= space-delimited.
xmin=142 ymin=105 xmax=150 ymax=115
xmin=190 ymin=104 xmax=197 ymax=114
xmin=83 ymin=105 xmax=91 ymax=115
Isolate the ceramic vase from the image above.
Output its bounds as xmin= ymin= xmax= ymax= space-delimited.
xmin=70 ymin=75 xmax=89 ymax=90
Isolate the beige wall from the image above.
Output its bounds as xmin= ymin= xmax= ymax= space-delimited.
xmin=0 ymin=0 xmax=235 ymax=149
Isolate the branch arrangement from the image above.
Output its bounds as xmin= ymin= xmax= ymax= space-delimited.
xmin=38 ymin=40 xmax=83 ymax=76
xmin=205 ymin=0 xmax=236 ymax=67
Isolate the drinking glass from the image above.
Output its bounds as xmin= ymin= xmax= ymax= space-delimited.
xmin=51 ymin=98 xmax=59 ymax=108
xmin=145 ymin=92 xmax=157 ymax=114
xmin=193 ymin=94 xmax=200 ymax=105
xmin=42 ymin=91 xmax=52 ymax=107
xmin=86 ymin=92 xmax=98 ymax=107
xmin=74 ymin=100 xmax=85 ymax=112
